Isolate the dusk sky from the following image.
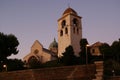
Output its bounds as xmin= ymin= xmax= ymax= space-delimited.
xmin=0 ymin=0 xmax=120 ymax=59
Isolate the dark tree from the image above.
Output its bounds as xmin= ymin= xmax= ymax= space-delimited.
xmin=60 ymin=45 xmax=79 ymax=66
xmin=99 ymin=43 xmax=110 ymax=76
xmin=27 ymin=56 xmax=41 ymax=69
xmin=79 ymin=38 xmax=92 ymax=64
xmin=99 ymin=43 xmax=112 ymax=60
xmin=99 ymin=40 xmax=120 ymax=76
xmin=7 ymin=59 xmax=24 ymax=71
xmin=111 ymin=40 xmax=120 ymax=62
xmin=0 ymin=32 xmax=19 ymax=62
xmin=80 ymin=38 xmax=88 ymax=50
xmin=0 ymin=59 xmax=24 ymax=72
xmin=42 ymin=59 xmax=63 ymax=68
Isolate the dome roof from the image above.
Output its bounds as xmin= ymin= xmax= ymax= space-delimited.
xmin=49 ymin=38 xmax=58 ymax=49
xmin=63 ymin=7 xmax=78 ymax=15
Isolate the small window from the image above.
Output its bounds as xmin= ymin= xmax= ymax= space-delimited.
xmin=65 ymin=28 xmax=68 ymax=34
xmin=73 ymin=18 xmax=78 ymax=26
xmin=60 ymin=30 xmax=63 ymax=36
xmin=62 ymin=20 xmax=66 ymax=28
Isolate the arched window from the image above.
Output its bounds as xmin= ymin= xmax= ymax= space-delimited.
xmin=61 ymin=20 xmax=66 ymax=28
xmin=73 ymin=18 xmax=78 ymax=26
xmin=65 ymin=28 xmax=68 ymax=34
xmin=60 ymin=30 xmax=63 ymax=36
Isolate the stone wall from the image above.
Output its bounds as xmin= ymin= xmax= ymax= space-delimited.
xmin=104 ymin=76 xmax=120 ymax=80
xmin=0 ymin=70 xmax=34 ymax=80
xmin=93 ymin=61 xmax=103 ymax=80
xmin=0 ymin=64 xmax=96 ymax=80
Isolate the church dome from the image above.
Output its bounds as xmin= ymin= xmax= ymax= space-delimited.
xmin=63 ymin=7 xmax=78 ymax=15
xmin=49 ymin=38 xmax=58 ymax=49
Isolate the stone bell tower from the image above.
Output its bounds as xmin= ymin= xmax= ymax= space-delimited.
xmin=58 ymin=7 xmax=82 ymax=56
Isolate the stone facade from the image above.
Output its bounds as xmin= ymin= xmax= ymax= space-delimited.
xmin=93 ymin=61 xmax=103 ymax=80
xmin=90 ymin=42 xmax=103 ymax=56
xmin=23 ymin=40 xmax=57 ymax=65
xmin=58 ymin=7 xmax=82 ymax=56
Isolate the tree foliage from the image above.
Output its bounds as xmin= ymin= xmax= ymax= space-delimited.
xmin=99 ymin=39 xmax=120 ymax=76
xmin=42 ymin=60 xmax=63 ymax=68
xmin=104 ymin=59 xmax=120 ymax=76
xmin=60 ymin=45 xmax=79 ymax=66
xmin=99 ymin=43 xmax=112 ymax=60
xmin=111 ymin=40 xmax=120 ymax=62
xmin=0 ymin=32 xmax=19 ymax=61
xmin=0 ymin=59 xmax=24 ymax=72
xmin=79 ymin=38 xmax=92 ymax=64
xmin=7 ymin=59 xmax=24 ymax=71
xmin=99 ymin=39 xmax=120 ymax=61
xmin=80 ymin=38 xmax=88 ymax=50
xmin=27 ymin=56 xmax=41 ymax=69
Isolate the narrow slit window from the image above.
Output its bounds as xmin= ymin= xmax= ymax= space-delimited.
xmin=65 ymin=28 xmax=68 ymax=34
xmin=62 ymin=20 xmax=66 ymax=28
xmin=73 ymin=18 xmax=78 ymax=26
xmin=60 ymin=30 xmax=63 ymax=36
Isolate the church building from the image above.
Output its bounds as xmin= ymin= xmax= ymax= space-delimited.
xmin=23 ymin=7 xmax=82 ymax=65
xmin=23 ymin=40 xmax=58 ymax=64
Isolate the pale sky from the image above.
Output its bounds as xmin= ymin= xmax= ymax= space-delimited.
xmin=0 ymin=0 xmax=120 ymax=59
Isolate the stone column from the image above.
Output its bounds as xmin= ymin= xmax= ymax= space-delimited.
xmin=93 ymin=61 xmax=103 ymax=80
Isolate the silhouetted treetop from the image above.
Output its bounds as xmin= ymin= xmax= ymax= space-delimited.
xmin=0 ymin=32 xmax=19 ymax=61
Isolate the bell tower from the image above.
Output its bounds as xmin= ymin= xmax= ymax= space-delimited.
xmin=58 ymin=7 xmax=82 ymax=56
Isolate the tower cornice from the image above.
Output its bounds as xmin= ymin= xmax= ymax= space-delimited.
xmin=58 ymin=14 xmax=82 ymax=22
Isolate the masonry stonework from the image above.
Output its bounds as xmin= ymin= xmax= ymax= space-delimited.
xmin=58 ymin=8 xmax=82 ymax=56
xmin=0 ymin=64 xmax=96 ymax=80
